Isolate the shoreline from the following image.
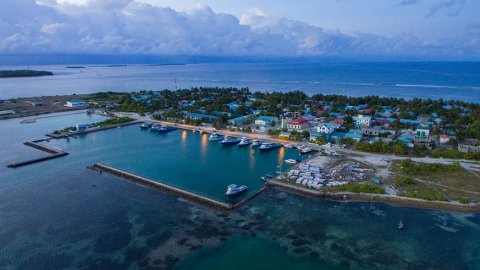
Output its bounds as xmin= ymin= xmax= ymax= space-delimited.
xmin=267 ymin=180 xmax=480 ymax=213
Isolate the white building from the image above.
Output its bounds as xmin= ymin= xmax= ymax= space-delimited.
xmin=356 ymin=115 xmax=371 ymax=126
xmin=66 ymin=99 xmax=86 ymax=108
xmin=415 ymin=128 xmax=430 ymax=138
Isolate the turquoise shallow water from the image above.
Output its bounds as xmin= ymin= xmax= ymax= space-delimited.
xmin=1 ymin=113 xmax=480 ymax=270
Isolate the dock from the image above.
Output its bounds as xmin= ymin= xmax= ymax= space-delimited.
xmin=7 ymin=141 xmax=69 ymax=168
xmin=90 ymin=163 xmax=269 ymax=211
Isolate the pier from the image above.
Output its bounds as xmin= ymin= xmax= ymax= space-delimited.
xmin=90 ymin=163 xmax=269 ymax=211
xmin=7 ymin=141 xmax=69 ymax=168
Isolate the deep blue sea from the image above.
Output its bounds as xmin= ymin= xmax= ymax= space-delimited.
xmin=1 ymin=61 xmax=479 ymax=102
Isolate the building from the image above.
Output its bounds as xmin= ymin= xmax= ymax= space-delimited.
xmin=439 ymin=134 xmax=451 ymax=144
xmin=415 ymin=128 xmax=430 ymax=139
xmin=309 ymin=132 xmax=325 ymax=142
xmin=279 ymin=132 xmax=291 ymax=140
xmin=315 ymin=123 xmax=338 ymax=134
xmin=332 ymin=118 xmax=345 ymax=126
xmin=255 ymin=116 xmax=278 ymax=126
xmin=228 ymin=114 xmax=255 ymax=125
xmin=184 ymin=112 xmax=216 ymax=122
xmin=66 ymin=99 xmax=86 ymax=108
xmin=364 ymin=127 xmax=380 ymax=137
xmin=287 ymin=118 xmax=309 ymax=131
xmin=458 ymin=139 xmax=480 ymax=153
xmin=356 ymin=115 xmax=371 ymax=126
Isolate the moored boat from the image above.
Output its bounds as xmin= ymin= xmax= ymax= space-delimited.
xmin=252 ymin=140 xmax=262 ymax=147
xmin=300 ymin=147 xmax=313 ymax=154
xmin=285 ymin=159 xmax=297 ymax=164
xmin=152 ymin=125 xmax=177 ymax=133
xmin=208 ymin=133 xmax=224 ymax=141
xmin=140 ymin=122 xmax=152 ymax=129
xmin=238 ymin=137 xmax=252 ymax=147
xmin=284 ymin=143 xmax=294 ymax=148
xmin=220 ymin=136 xmax=241 ymax=145
xmin=225 ymin=184 xmax=248 ymax=196
xmin=259 ymin=142 xmax=282 ymax=151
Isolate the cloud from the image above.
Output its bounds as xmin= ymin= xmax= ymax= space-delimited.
xmin=0 ymin=0 xmax=477 ymax=59
xmin=425 ymin=0 xmax=466 ymax=18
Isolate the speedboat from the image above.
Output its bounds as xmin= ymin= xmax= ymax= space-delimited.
xmin=225 ymin=184 xmax=248 ymax=196
xmin=285 ymin=159 xmax=297 ymax=164
xmin=140 ymin=122 xmax=152 ymax=129
xmin=238 ymin=137 xmax=252 ymax=147
xmin=208 ymin=133 xmax=224 ymax=141
xmin=259 ymin=142 xmax=282 ymax=151
xmin=252 ymin=140 xmax=262 ymax=147
xmin=221 ymin=136 xmax=241 ymax=145
xmin=300 ymin=147 xmax=313 ymax=154
xmin=398 ymin=220 xmax=404 ymax=230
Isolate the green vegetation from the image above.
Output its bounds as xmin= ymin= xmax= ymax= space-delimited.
xmin=0 ymin=70 xmax=53 ymax=78
xmin=399 ymin=158 xmax=463 ymax=176
xmin=404 ymin=192 xmax=447 ymax=201
xmin=94 ymin=117 xmax=135 ymax=127
xmin=333 ymin=183 xmax=385 ymax=194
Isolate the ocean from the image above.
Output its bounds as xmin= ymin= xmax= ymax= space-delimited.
xmin=1 ymin=61 xmax=479 ymax=102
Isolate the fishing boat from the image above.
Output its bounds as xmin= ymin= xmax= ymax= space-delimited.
xmin=225 ymin=184 xmax=248 ymax=196
xmin=220 ymin=136 xmax=241 ymax=145
xmin=208 ymin=133 xmax=224 ymax=141
xmin=140 ymin=122 xmax=152 ymax=129
xmin=285 ymin=159 xmax=297 ymax=164
xmin=398 ymin=220 xmax=404 ymax=230
xmin=238 ymin=137 xmax=252 ymax=147
xmin=300 ymin=147 xmax=313 ymax=154
xmin=259 ymin=142 xmax=282 ymax=151
xmin=252 ymin=140 xmax=262 ymax=147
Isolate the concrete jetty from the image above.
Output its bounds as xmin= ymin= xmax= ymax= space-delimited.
xmin=91 ymin=163 xmax=235 ymax=210
xmin=7 ymin=141 xmax=68 ymax=168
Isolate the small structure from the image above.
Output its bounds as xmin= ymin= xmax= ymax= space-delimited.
xmin=439 ymin=134 xmax=451 ymax=144
xmin=458 ymin=139 xmax=480 ymax=153
xmin=287 ymin=118 xmax=309 ymax=131
xmin=279 ymin=132 xmax=292 ymax=140
xmin=66 ymin=99 xmax=86 ymax=108
xmin=255 ymin=116 xmax=278 ymax=126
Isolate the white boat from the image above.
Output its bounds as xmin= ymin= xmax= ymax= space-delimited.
xmin=285 ymin=159 xmax=297 ymax=164
xmin=259 ymin=142 xmax=281 ymax=151
xmin=284 ymin=143 xmax=294 ymax=148
xmin=221 ymin=136 xmax=241 ymax=145
xmin=300 ymin=147 xmax=313 ymax=154
xmin=238 ymin=137 xmax=252 ymax=147
xmin=225 ymin=184 xmax=248 ymax=196
xmin=252 ymin=140 xmax=262 ymax=147
xmin=208 ymin=133 xmax=223 ymax=141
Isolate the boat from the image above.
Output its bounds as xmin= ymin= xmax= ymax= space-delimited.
xmin=398 ymin=220 xmax=404 ymax=230
xmin=284 ymin=143 xmax=294 ymax=148
xmin=208 ymin=133 xmax=224 ymax=141
xmin=442 ymin=217 xmax=449 ymax=226
xmin=252 ymin=140 xmax=262 ymax=147
xmin=300 ymin=147 xmax=313 ymax=154
xmin=285 ymin=159 xmax=297 ymax=164
xmin=220 ymin=136 xmax=241 ymax=145
xmin=259 ymin=142 xmax=282 ymax=151
xmin=238 ymin=137 xmax=252 ymax=147
xmin=261 ymin=174 xmax=275 ymax=181
xmin=152 ymin=125 xmax=177 ymax=133
xmin=225 ymin=184 xmax=248 ymax=196
xmin=140 ymin=122 xmax=152 ymax=129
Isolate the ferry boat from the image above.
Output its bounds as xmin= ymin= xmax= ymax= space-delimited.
xmin=238 ymin=137 xmax=252 ymax=147
xmin=285 ymin=159 xmax=297 ymax=164
xmin=220 ymin=136 xmax=241 ymax=145
xmin=140 ymin=122 xmax=152 ymax=129
xmin=208 ymin=133 xmax=224 ymax=141
xmin=300 ymin=147 xmax=313 ymax=154
xmin=259 ymin=142 xmax=282 ymax=151
xmin=252 ymin=140 xmax=262 ymax=147
xmin=225 ymin=184 xmax=248 ymax=196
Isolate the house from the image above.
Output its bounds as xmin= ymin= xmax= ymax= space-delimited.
xmin=344 ymin=132 xmax=362 ymax=142
xmin=439 ymin=134 xmax=451 ymax=144
xmin=226 ymin=102 xmax=241 ymax=112
xmin=356 ymin=115 xmax=371 ymax=126
xmin=330 ymin=132 xmax=346 ymax=144
xmin=66 ymin=99 xmax=86 ymax=107
xmin=458 ymin=139 xmax=480 ymax=153
xmin=315 ymin=123 xmax=338 ymax=134
xmin=415 ymin=128 xmax=430 ymax=139
xmin=184 ymin=112 xmax=216 ymax=122
xmin=255 ymin=116 xmax=278 ymax=126
xmin=332 ymin=118 xmax=345 ymax=126
xmin=364 ymin=127 xmax=380 ymax=137
xmin=309 ymin=132 xmax=325 ymax=142
xmin=287 ymin=118 xmax=309 ymax=131
xmin=228 ymin=114 xmax=255 ymax=125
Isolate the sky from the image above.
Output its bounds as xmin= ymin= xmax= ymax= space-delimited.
xmin=0 ymin=0 xmax=479 ymax=60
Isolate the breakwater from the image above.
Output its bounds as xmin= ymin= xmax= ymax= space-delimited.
xmin=267 ymin=180 xmax=480 ymax=213
xmin=47 ymin=120 xmax=141 ymax=138
xmin=7 ymin=141 xmax=68 ymax=168
xmin=90 ymin=163 xmax=268 ymax=211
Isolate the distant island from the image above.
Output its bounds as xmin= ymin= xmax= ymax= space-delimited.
xmin=65 ymin=66 xmax=86 ymax=69
xmin=0 ymin=70 xmax=53 ymax=78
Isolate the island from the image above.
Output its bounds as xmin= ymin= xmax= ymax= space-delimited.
xmin=0 ymin=70 xmax=53 ymax=78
